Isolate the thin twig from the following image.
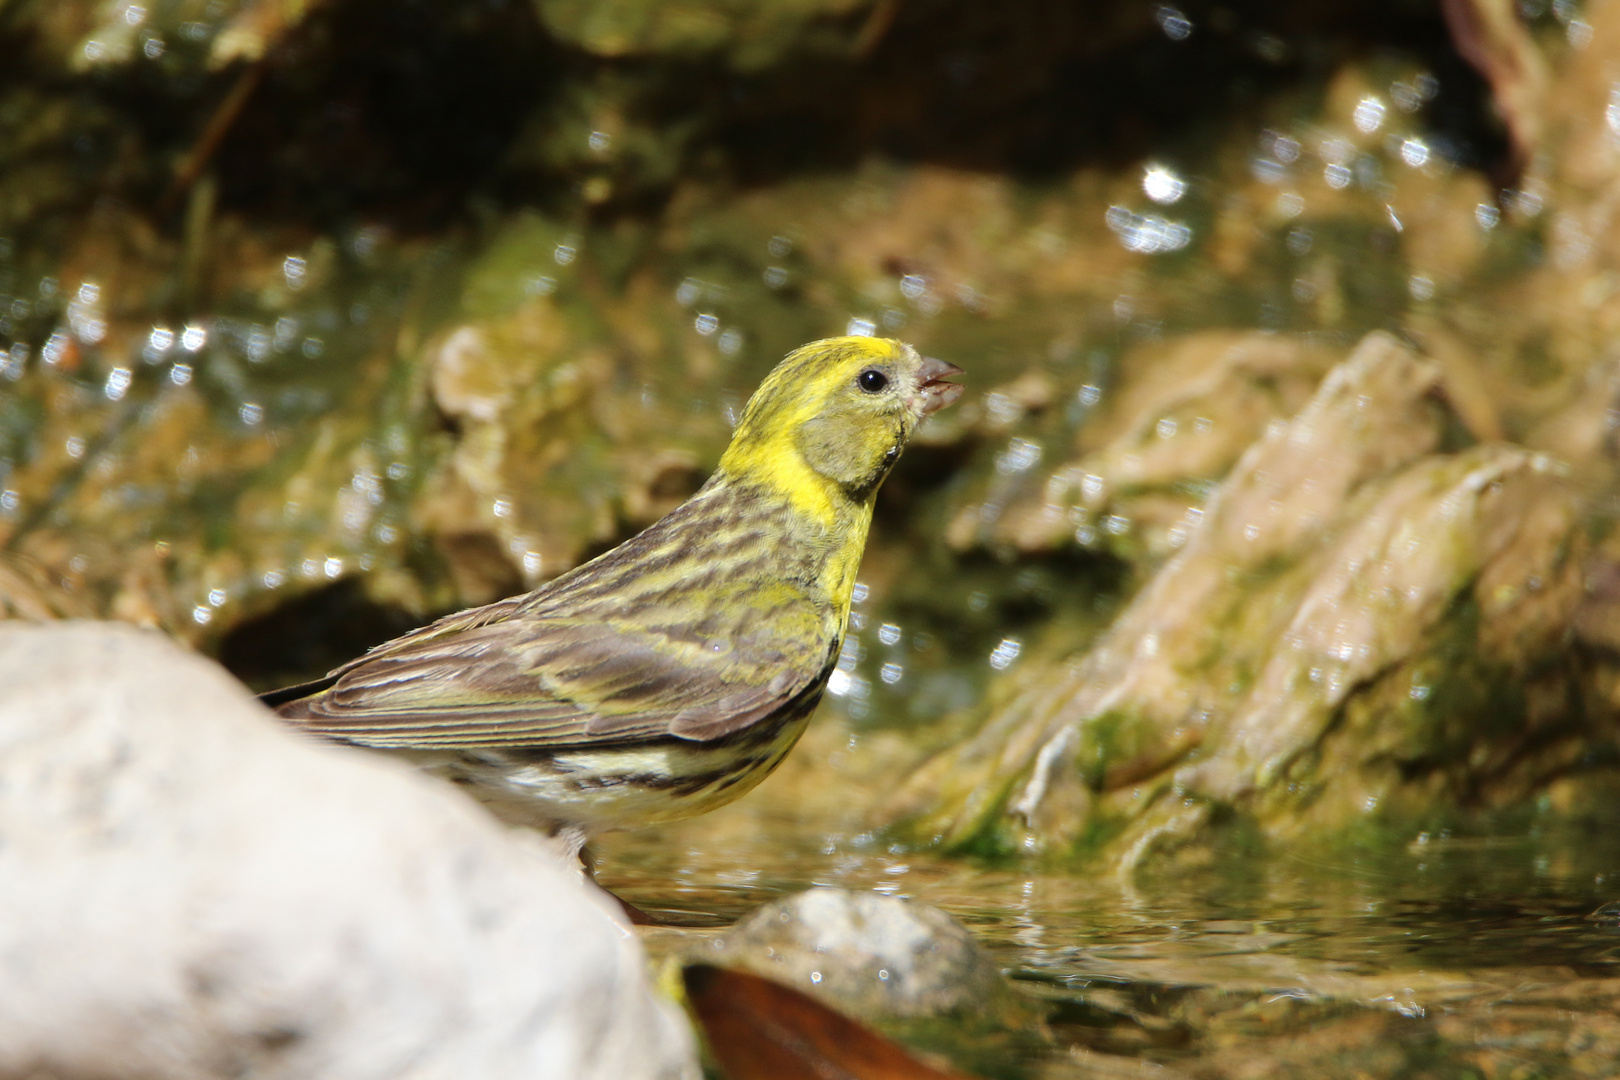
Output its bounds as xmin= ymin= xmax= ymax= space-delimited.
xmin=853 ymin=0 xmax=902 ymax=59
xmin=161 ymin=55 xmax=270 ymax=214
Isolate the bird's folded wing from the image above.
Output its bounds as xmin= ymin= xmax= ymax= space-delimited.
xmin=278 ymin=615 xmax=825 ymax=749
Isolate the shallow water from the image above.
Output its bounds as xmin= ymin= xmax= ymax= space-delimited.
xmin=599 ymin=723 xmax=1620 ymax=1078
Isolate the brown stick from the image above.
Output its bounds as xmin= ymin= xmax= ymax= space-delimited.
xmin=853 ymin=0 xmax=902 ymax=59
xmin=161 ymin=55 xmax=270 ymax=214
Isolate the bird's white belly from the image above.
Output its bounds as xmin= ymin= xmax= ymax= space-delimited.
xmin=399 ymin=708 xmax=814 ymax=833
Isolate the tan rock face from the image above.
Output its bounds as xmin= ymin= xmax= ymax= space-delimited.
xmin=947 ymin=331 xmax=1344 ymax=559
xmin=415 ymin=307 xmax=618 ymax=601
xmin=891 ymin=333 xmax=1591 ymax=868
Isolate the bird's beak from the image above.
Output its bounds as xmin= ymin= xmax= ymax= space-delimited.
xmin=916 ymin=357 xmax=965 ymax=415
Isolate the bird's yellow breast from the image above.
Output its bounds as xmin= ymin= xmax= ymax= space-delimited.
xmin=719 ymin=424 xmax=842 ymax=529
xmin=717 ymin=419 xmax=873 ymax=620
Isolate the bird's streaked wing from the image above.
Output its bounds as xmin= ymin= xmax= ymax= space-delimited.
xmin=276 ymin=610 xmax=829 ymax=749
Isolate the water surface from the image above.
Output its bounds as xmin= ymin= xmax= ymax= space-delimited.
xmin=600 ymin=728 xmax=1620 ymax=1078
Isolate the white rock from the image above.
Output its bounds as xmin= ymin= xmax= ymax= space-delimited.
xmin=0 ymin=621 xmax=697 ymax=1080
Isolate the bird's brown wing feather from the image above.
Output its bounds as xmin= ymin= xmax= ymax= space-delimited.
xmin=275 ymin=612 xmax=826 ymax=749
xmin=272 ymin=478 xmax=837 ymax=747
xmin=260 ymin=595 xmax=528 ymax=708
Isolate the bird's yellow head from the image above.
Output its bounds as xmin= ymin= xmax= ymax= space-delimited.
xmin=718 ymin=337 xmax=963 ymax=526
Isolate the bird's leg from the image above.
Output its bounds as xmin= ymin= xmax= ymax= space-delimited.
xmin=563 ymin=827 xmax=658 ymax=926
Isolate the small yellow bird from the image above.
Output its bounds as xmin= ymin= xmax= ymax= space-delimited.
xmin=265 ymin=336 xmax=962 ymax=837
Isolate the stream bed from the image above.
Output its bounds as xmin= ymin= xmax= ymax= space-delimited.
xmin=606 ymin=758 xmax=1620 ymax=1078
xmin=7 ymin=0 xmax=1620 ymax=1075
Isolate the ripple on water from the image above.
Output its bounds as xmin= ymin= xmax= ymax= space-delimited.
xmin=601 ymin=805 xmax=1620 ymax=1076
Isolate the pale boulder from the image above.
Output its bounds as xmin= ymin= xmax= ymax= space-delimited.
xmin=0 ymin=621 xmax=697 ymax=1080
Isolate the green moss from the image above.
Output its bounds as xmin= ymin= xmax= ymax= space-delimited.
xmin=460 ymin=213 xmax=581 ymax=321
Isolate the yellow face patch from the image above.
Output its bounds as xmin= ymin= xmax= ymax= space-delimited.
xmin=718 ymin=336 xmax=911 ymax=528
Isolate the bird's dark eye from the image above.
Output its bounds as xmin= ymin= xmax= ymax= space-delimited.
xmin=857 ymin=369 xmax=889 ymax=393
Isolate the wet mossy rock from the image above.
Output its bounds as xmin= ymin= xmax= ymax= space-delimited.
xmin=947 ymin=331 xmax=1345 ymax=561
xmin=531 ymin=0 xmax=875 ymax=68
xmin=412 ymin=212 xmax=738 ymax=603
xmin=889 ymin=332 xmax=1592 ymax=868
xmin=6 ymin=0 xmax=1620 ymax=733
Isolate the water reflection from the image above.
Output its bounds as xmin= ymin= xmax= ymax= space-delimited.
xmin=605 ymin=802 xmax=1620 ymax=1076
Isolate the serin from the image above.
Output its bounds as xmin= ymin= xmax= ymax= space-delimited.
xmin=264 ymin=336 xmax=963 ymax=836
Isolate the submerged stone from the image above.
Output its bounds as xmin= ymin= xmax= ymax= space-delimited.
xmin=695 ymin=885 xmax=1044 ymax=1076
xmin=713 ymin=887 xmax=1012 ymax=1021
